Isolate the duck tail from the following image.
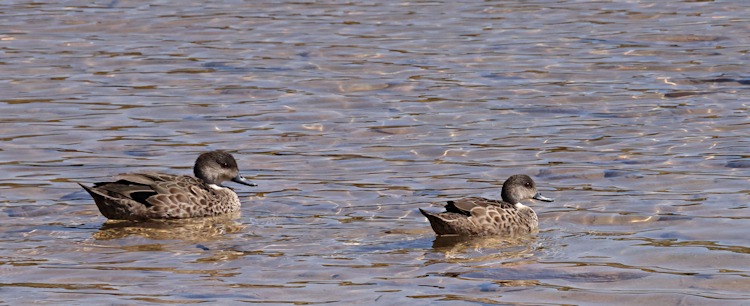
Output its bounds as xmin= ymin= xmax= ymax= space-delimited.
xmin=78 ymin=183 xmax=121 ymax=220
xmin=419 ymin=208 xmax=456 ymax=236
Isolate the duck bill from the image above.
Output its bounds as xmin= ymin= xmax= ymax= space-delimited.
xmin=232 ymin=174 xmax=257 ymax=187
xmin=533 ymin=192 xmax=554 ymax=202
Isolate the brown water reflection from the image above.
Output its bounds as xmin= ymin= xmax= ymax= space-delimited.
xmin=92 ymin=212 xmax=245 ymax=241
xmin=2 ymin=0 xmax=750 ymax=304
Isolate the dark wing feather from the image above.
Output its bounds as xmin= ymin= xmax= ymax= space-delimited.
xmin=91 ymin=181 xmax=156 ymax=207
xmin=90 ymin=173 xmax=196 ymax=207
xmin=445 ymin=197 xmax=512 ymax=215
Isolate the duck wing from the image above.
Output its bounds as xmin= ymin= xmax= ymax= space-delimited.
xmin=445 ymin=197 xmax=513 ymax=216
xmin=92 ymin=173 xmax=204 ymax=207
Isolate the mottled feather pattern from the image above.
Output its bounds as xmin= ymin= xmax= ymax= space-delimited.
xmin=422 ymin=202 xmax=537 ymax=236
xmin=83 ymin=173 xmax=241 ymax=220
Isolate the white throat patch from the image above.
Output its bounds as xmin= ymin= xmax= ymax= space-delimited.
xmin=209 ymin=184 xmax=226 ymax=190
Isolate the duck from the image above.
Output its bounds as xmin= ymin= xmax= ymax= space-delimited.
xmin=79 ymin=150 xmax=256 ymax=220
xmin=419 ymin=174 xmax=553 ymax=236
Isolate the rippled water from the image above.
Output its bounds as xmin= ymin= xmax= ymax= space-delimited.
xmin=2 ymin=0 xmax=749 ymax=304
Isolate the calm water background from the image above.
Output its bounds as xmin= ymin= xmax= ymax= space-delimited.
xmin=1 ymin=0 xmax=749 ymax=304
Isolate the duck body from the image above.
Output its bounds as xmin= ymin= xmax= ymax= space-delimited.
xmin=420 ymin=174 xmax=553 ymax=236
xmin=420 ymin=197 xmax=539 ymax=236
xmin=80 ymin=151 xmax=255 ymax=220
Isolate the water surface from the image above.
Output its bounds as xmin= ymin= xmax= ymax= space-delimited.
xmin=2 ymin=0 xmax=749 ymax=305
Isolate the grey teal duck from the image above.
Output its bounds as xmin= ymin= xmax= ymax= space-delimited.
xmin=79 ymin=151 xmax=256 ymax=220
xmin=420 ymin=174 xmax=553 ymax=236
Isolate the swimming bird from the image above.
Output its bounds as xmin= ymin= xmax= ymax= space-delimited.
xmin=79 ymin=151 xmax=256 ymax=220
xmin=419 ymin=174 xmax=553 ymax=236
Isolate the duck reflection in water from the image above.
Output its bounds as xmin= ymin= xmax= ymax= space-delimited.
xmin=92 ymin=211 xmax=245 ymax=242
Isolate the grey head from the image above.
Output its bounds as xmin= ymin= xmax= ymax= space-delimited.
xmin=500 ymin=174 xmax=554 ymax=204
xmin=194 ymin=151 xmax=256 ymax=187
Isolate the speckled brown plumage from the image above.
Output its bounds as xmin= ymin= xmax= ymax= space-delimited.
xmin=79 ymin=151 xmax=256 ymax=220
xmin=420 ymin=174 xmax=553 ymax=236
